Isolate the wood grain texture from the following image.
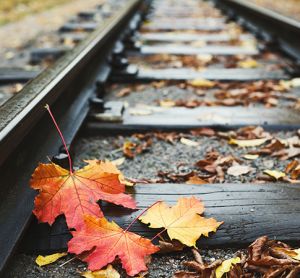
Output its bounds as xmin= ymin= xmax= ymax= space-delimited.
xmin=23 ymin=183 xmax=300 ymax=253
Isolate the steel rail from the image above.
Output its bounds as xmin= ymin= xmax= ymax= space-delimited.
xmin=214 ymin=0 xmax=300 ymax=61
xmin=0 ymin=0 xmax=142 ymax=274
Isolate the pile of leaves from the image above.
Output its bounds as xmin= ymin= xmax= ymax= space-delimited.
xmin=112 ymin=126 xmax=300 ymax=184
xmin=30 ymin=106 xmax=223 ymax=276
xmin=175 ymin=236 xmax=300 ymax=278
xmin=114 ymin=78 xmax=300 ymax=109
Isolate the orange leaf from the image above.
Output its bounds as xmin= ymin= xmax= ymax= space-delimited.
xmin=68 ymin=215 xmax=159 ymax=276
xmin=31 ymin=160 xmax=136 ymax=229
xmin=139 ymin=197 xmax=223 ymax=247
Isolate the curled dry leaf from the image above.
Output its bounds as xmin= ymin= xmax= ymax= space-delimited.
xmin=80 ymin=264 xmax=120 ymax=278
xmin=229 ymin=137 xmax=269 ymax=147
xmin=31 ymin=160 xmax=136 ymax=229
xmin=122 ymin=139 xmax=152 ymax=159
xmin=35 ymin=252 xmax=67 ymax=267
xmin=187 ymin=79 xmax=216 ymax=88
xmin=139 ymin=197 xmax=223 ymax=247
xmin=243 ymin=154 xmax=259 ymax=160
xmin=227 ymin=163 xmax=253 ymax=177
xmin=158 ymin=240 xmax=185 ymax=254
xmin=174 ymin=249 xmax=222 ymax=278
xmin=68 ymin=215 xmax=159 ymax=276
xmin=180 ymin=138 xmax=200 ymax=147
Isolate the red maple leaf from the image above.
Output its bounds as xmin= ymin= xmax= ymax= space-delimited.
xmin=31 ymin=160 xmax=136 ymax=229
xmin=68 ymin=215 xmax=159 ymax=276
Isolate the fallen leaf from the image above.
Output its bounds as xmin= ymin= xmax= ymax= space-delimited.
xmin=158 ymin=240 xmax=185 ymax=254
xmin=180 ymin=138 xmax=200 ymax=147
xmin=31 ymin=161 xmax=136 ymax=229
xmin=243 ymin=154 xmax=259 ymax=160
xmin=68 ymin=215 xmax=159 ymax=276
xmin=227 ymin=164 xmax=253 ymax=177
xmin=159 ymin=100 xmax=176 ymax=107
xmin=116 ymin=88 xmax=131 ymax=98
xmin=139 ymin=197 xmax=223 ymax=247
xmin=191 ymin=128 xmax=216 ymax=137
xmin=229 ymin=137 xmax=269 ymax=147
xmin=238 ymin=59 xmax=259 ymax=68
xmin=187 ymin=79 xmax=215 ymax=88
xmin=264 ymin=170 xmax=286 ymax=180
xmin=35 ymin=252 xmax=67 ymax=267
xmin=215 ymin=257 xmax=241 ymax=278
xmin=292 ymin=249 xmax=300 ymax=261
xmin=186 ymin=175 xmax=207 ymax=185
xmin=175 ymin=249 xmax=222 ymax=278
xmin=80 ymin=264 xmax=120 ymax=278
xmin=111 ymin=157 xmax=125 ymax=166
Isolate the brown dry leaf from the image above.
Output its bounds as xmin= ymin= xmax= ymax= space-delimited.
xmin=285 ymin=160 xmax=299 ymax=174
xmin=174 ymin=249 xmax=222 ymax=278
xmin=245 ymin=236 xmax=300 ymax=277
xmin=158 ymin=240 xmax=185 ymax=254
xmin=116 ymin=88 xmax=131 ymax=98
xmin=274 ymin=147 xmax=300 ymax=160
xmin=152 ymin=81 xmax=167 ymax=89
xmin=191 ymin=128 xmax=216 ymax=137
xmin=186 ymin=175 xmax=207 ymax=185
xmin=227 ymin=163 xmax=253 ymax=177
xmin=122 ymin=139 xmax=152 ymax=159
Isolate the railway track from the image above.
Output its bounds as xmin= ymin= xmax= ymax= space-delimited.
xmin=1 ymin=0 xmax=300 ymax=276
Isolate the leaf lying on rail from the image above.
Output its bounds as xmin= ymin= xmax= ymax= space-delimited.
xmin=139 ymin=197 xmax=223 ymax=247
xmin=68 ymin=215 xmax=159 ymax=276
xmin=31 ymin=160 xmax=136 ymax=229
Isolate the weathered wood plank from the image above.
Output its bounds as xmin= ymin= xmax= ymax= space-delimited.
xmin=139 ymin=45 xmax=258 ymax=56
xmin=87 ymin=106 xmax=300 ymax=131
xmin=138 ymin=32 xmax=253 ymax=43
xmin=22 ymin=183 xmax=300 ymax=253
xmin=133 ymin=68 xmax=287 ymax=81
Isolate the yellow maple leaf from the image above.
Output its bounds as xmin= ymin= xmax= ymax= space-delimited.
xmin=139 ymin=197 xmax=223 ymax=247
xmin=35 ymin=252 xmax=67 ymax=267
xmin=215 ymin=257 xmax=241 ymax=278
xmin=81 ymin=264 xmax=120 ymax=278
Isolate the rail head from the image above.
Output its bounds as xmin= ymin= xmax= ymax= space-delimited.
xmin=216 ymin=0 xmax=300 ymax=60
xmin=0 ymin=0 xmax=142 ymax=166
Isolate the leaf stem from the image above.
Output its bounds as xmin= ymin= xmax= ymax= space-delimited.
xmin=151 ymin=228 xmax=167 ymax=242
xmin=125 ymin=200 xmax=161 ymax=232
xmin=45 ymin=104 xmax=73 ymax=174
